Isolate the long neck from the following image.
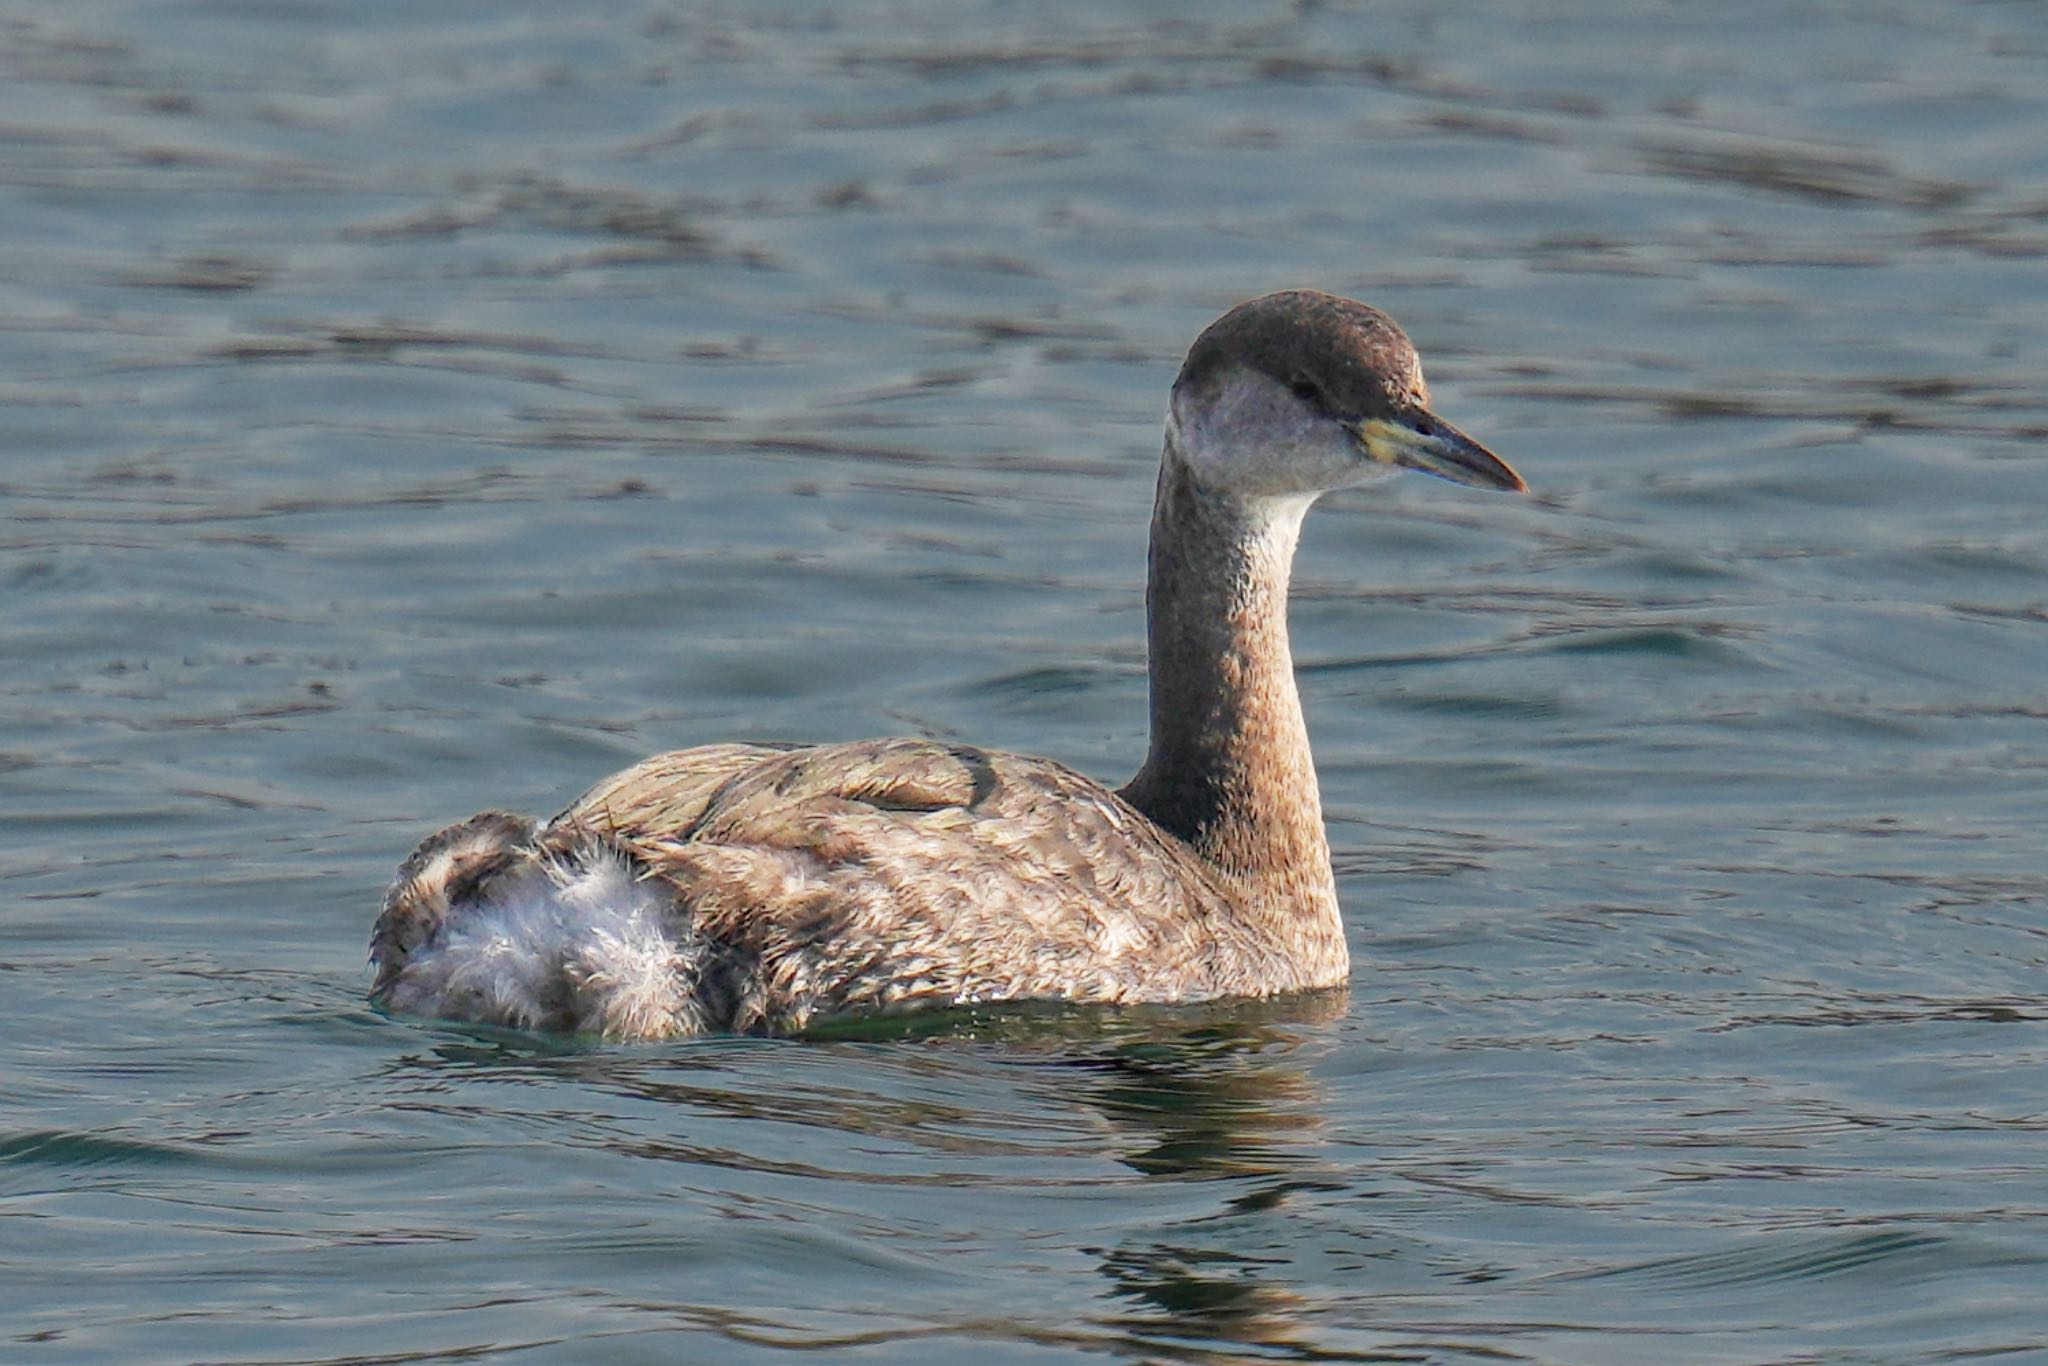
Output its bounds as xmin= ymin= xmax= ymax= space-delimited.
xmin=1119 ymin=442 xmax=1339 ymax=931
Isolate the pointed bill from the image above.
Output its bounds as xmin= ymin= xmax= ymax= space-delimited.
xmin=1352 ymin=412 xmax=1526 ymax=493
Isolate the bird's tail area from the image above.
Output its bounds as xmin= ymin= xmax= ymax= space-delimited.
xmin=370 ymin=812 xmax=721 ymax=1039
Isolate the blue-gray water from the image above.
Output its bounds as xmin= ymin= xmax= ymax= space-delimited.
xmin=3 ymin=1 xmax=2045 ymax=1361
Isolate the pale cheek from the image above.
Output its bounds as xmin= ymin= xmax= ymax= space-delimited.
xmin=1170 ymin=377 xmax=1363 ymax=496
xmin=1239 ymin=414 xmax=1356 ymax=487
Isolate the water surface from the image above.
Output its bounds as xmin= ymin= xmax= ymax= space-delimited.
xmin=3 ymin=1 xmax=2045 ymax=1361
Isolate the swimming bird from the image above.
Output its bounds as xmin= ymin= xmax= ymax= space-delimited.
xmin=371 ymin=290 xmax=1525 ymax=1039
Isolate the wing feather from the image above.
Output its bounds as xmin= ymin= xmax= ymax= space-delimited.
xmin=541 ymin=737 xmax=1254 ymax=1027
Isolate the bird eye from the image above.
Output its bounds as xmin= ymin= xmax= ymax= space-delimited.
xmin=1288 ymin=377 xmax=1322 ymax=405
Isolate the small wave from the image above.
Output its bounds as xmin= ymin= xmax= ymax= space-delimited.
xmin=1564 ymin=1228 xmax=1950 ymax=1291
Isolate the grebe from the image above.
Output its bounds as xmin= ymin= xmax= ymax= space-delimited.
xmin=371 ymin=290 xmax=1525 ymax=1038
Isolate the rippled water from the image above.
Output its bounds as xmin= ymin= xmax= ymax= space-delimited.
xmin=4 ymin=1 xmax=2046 ymax=1360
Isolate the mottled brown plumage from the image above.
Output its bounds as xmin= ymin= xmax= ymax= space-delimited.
xmin=371 ymin=290 xmax=1524 ymax=1038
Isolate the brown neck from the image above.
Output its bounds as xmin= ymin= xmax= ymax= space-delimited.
xmin=1119 ymin=444 xmax=1339 ymax=932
